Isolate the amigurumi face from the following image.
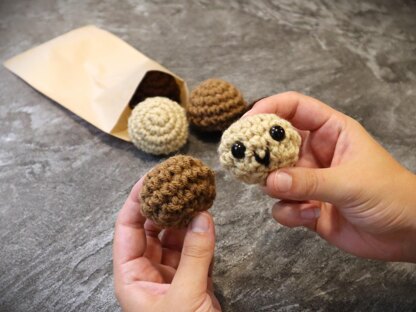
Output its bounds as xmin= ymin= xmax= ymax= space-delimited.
xmin=218 ymin=114 xmax=301 ymax=184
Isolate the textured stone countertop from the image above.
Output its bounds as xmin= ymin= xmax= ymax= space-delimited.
xmin=1 ymin=1 xmax=416 ymax=311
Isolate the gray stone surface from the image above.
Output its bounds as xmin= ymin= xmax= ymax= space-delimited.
xmin=1 ymin=0 xmax=416 ymax=311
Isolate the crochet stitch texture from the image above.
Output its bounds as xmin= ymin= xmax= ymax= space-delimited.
xmin=140 ymin=155 xmax=216 ymax=228
xmin=128 ymin=97 xmax=188 ymax=155
xmin=187 ymin=79 xmax=246 ymax=131
xmin=218 ymin=114 xmax=301 ymax=184
xmin=128 ymin=71 xmax=180 ymax=109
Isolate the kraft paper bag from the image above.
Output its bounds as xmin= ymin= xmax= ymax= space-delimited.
xmin=4 ymin=25 xmax=188 ymax=141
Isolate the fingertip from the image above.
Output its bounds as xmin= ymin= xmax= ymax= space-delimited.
xmin=266 ymin=169 xmax=278 ymax=185
xmin=271 ymin=201 xmax=319 ymax=229
xmin=300 ymin=207 xmax=321 ymax=219
xmin=189 ymin=212 xmax=215 ymax=239
xmin=271 ymin=202 xmax=296 ymax=226
xmin=241 ymin=109 xmax=254 ymax=118
xmin=190 ymin=212 xmax=211 ymax=233
xmin=136 ymin=172 xmax=148 ymax=185
xmin=243 ymin=97 xmax=270 ymax=117
xmin=241 ymin=111 xmax=250 ymax=118
xmin=144 ymin=219 xmax=162 ymax=237
xmin=128 ymin=174 xmax=147 ymax=202
xmin=271 ymin=201 xmax=280 ymax=221
xmin=263 ymin=171 xmax=275 ymax=196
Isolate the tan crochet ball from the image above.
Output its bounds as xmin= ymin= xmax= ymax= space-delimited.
xmin=140 ymin=155 xmax=216 ymax=228
xmin=187 ymin=79 xmax=246 ymax=132
xmin=218 ymin=114 xmax=301 ymax=184
xmin=128 ymin=97 xmax=188 ymax=155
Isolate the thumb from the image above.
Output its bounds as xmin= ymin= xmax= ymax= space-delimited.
xmin=169 ymin=212 xmax=215 ymax=301
xmin=265 ymin=167 xmax=348 ymax=204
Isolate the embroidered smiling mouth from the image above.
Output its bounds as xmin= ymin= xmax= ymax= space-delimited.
xmin=254 ymin=149 xmax=270 ymax=167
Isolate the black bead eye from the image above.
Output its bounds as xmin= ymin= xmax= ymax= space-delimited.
xmin=270 ymin=125 xmax=285 ymax=141
xmin=231 ymin=141 xmax=246 ymax=159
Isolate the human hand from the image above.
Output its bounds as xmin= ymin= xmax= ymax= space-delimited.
xmin=246 ymin=92 xmax=416 ymax=262
xmin=113 ymin=177 xmax=221 ymax=312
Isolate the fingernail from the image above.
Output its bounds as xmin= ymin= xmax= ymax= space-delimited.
xmin=300 ymin=208 xmax=320 ymax=219
xmin=191 ymin=213 xmax=209 ymax=233
xmin=275 ymin=172 xmax=292 ymax=192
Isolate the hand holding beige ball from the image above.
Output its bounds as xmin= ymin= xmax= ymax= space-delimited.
xmin=115 ymin=92 xmax=416 ymax=311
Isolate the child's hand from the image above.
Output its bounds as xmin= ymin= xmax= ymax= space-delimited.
xmin=113 ymin=177 xmax=221 ymax=312
xmin=246 ymin=92 xmax=416 ymax=262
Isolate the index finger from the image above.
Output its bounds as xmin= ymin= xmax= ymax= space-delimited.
xmin=113 ymin=176 xmax=147 ymax=270
xmin=245 ymin=91 xmax=340 ymax=131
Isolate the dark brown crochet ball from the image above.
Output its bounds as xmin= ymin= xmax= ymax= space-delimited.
xmin=140 ymin=155 xmax=216 ymax=228
xmin=187 ymin=79 xmax=246 ymax=132
xmin=128 ymin=70 xmax=181 ymax=109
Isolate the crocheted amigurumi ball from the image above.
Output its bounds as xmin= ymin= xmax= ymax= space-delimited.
xmin=187 ymin=79 xmax=246 ymax=132
xmin=140 ymin=155 xmax=216 ymax=228
xmin=128 ymin=97 xmax=188 ymax=155
xmin=128 ymin=71 xmax=180 ymax=109
xmin=218 ymin=114 xmax=301 ymax=184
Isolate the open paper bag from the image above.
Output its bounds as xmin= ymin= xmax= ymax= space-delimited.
xmin=4 ymin=25 xmax=188 ymax=141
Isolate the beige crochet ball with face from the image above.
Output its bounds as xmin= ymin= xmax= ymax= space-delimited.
xmin=128 ymin=97 xmax=188 ymax=155
xmin=218 ymin=114 xmax=301 ymax=184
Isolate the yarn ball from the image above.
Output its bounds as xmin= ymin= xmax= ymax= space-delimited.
xmin=218 ymin=114 xmax=301 ymax=184
xmin=140 ymin=155 xmax=216 ymax=228
xmin=128 ymin=97 xmax=188 ymax=155
xmin=128 ymin=71 xmax=180 ymax=109
xmin=187 ymin=79 xmax=246 ymax=132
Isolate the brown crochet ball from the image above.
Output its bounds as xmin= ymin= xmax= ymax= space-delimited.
xmin=140 ymin=155 xmax=216 ymax=228
xmin=187 ymin=79 xmax=246 ymax=132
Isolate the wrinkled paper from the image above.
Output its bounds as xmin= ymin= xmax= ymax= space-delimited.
xmin=4 ymin=25 xmax=188 ymax=141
